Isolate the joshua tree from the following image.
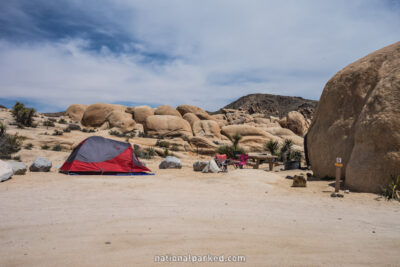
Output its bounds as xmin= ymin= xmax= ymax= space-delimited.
xmin=12 ymin=102 xmax=35 ymax=127
xmin=232 ymin=133 xmax=242 ymax=149
xmin=265 ymin=140 xmax=279 ymax=155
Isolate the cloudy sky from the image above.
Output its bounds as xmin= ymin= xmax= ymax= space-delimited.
xmin=0 ymin=0 xmax=399 ymax=112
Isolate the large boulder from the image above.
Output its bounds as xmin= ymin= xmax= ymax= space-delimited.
xmin=188 ymin=136 xmax=218 ymax=155
xmin=81 ymin=103 xmax=125 ymax=127
xmin=286 ymin=111 xmax=309 ymax=136
xmin=66 ymin=104 xmax=88 ymax=122
xmin=183 ymin=113 xmax=200 ymax=127
xmin=193 ymin=161 xmax=208 ymax=172
xmin=307 ymin=42 xmax=400 ymax=193
xmin=7 ymin=160 xmax=27 ymax=175
xmin=133 ymin=106 xmax=154 ymax=124
xmin=176 ymin=105 xmax=215 ymax=120
xmin=106 ymin=110 xmax=136 ymax=133
xmin=192 ymin=120 xmax=221 ymax=139
xmin=154 ymin=105 xmax=182 ymax=117
xmin=0 ymin=160 xmax=13 ymax=182
xmin=159 ymin=156 xmax=182 ymax=169
xmin=221 ymin=125 xmax=269 ymax=140
xmin=29 ymin=157 xmax=52 ymax=172
xmin=145 ymin=115 xmax=193 ymax=138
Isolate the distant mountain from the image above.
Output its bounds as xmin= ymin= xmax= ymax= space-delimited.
xmin=214 ymin=93 xmax=318 ymax=119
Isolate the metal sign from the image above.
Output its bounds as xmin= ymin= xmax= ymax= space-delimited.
xmin=336 ymin=157 xmax=342 ymax=164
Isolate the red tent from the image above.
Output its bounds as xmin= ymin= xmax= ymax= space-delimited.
xmin=60 ymin=136 xmax=150 ymax=174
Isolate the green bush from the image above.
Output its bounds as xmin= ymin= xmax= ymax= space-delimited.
xmin=232 ymin=133 xmax=242 ymax=149
xmin=170 ymin=144 xmax=180 ymax=151
xmin=279 ymin=139 xmax=294 ymax=162
xmin=24 ymin=143 xmax=34 ymax=150
xmin=0 ymin=132 xmax=22 ymax=159
xmin=265 ymin=140 xmax=279 ymax=155
xmin=12 ymin=102 xmax=35 ymax=127
xmin=0 ymin=121 xmax=6 ymax=137
xmin=41 ymin=144 xmax=50 ymax=150
xmin=156 ymin=140 xmax=170 ymax=148
xmin=216 ymin=145 xmax=245 ymax=159
xmin=52 ymin=144 xmax=63 ymax=151
xmin=381 ymin=175 xmax=400 ymax=201
xmin=141 ymin=147 xmax=156 ymax=159
xmin=43 ymin=120 xmax=55 ymax=127
xmin=58 ymin=118 xmax=67 ymax=124
xmin=52 ymin=129 xmax=63 ymax=136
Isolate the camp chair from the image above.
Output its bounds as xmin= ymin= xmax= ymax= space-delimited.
xmin=215 ymin=154 xmax=228 ymax=172
xmin=233 ymin=154 xmax=249 ymax=169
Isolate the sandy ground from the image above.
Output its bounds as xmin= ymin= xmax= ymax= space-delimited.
xmin=1 ymin=161 xmax=400 ymax=267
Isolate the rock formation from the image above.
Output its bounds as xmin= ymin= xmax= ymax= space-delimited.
xmin=307 ymin=42 xmax=400 ymax=193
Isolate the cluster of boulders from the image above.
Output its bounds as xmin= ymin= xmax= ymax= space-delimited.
xmin=65 ymin=103 xmax=309 ymax=154
xmin=0 ymin=157 xmax=52 ymax=182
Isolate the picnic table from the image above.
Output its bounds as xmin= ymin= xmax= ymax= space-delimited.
xmin=247 ymin=153 xmax=278 ymax=171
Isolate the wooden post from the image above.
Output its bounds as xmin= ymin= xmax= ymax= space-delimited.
xmin=335 ymin=166 xmax=341 ymax=192
xmin=334 ymin=157 xmax=343 ymax=193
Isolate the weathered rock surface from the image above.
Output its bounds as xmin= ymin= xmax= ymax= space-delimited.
xmin=145 ymin=115 xmax=193 ymax=138
xmin=176 ymin=105 xmax=214 ymax=120
xmin=183 ymin=113 xmax=200 ymax=127
xmin=7 ymin=161 xmax=27 ymax=175
xmin=154 ymin=105 xmax=182 ymax=117
xmin=221 ymin=125 xmax=269 ymax=140
xmin=133 ymin=106 xmax=154 ymax=124
xmin=29 ymin=157 xmax=52 ymax=172
xmin=286 ymin=111 xmax=309 ymax=136
xmin=0 ymin=160 xmax=13 ymax=182
xmin=192 ymin=120 xmax=221 ymax=139
xmin=81 ymin=103 xmax=125 ymax=127
xmin=188 ymin=136 xmax=218 ymax=155
xmin=159 ymin=156 xmax=182 ymax=169
xmin=66 ymin=104 xmax=88 ymax=122
xmin=106 ymin=111 xmax=136 ymax=133
xmin=307 ymin=41 xmax=400 ymax=193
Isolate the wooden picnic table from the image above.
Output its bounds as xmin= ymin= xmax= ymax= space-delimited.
xmin=247 ymin=153 xmax=278 ymax=171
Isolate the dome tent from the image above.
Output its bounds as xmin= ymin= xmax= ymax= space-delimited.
xmin=60 ymin=136 xmax=150 ymax=174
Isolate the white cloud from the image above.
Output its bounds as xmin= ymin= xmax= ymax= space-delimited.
xmin=0 ymin=0 xmax=399 ymax=111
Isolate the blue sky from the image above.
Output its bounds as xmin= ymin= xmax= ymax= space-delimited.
xmin=0 ymin=0 xmax=399 ymax=112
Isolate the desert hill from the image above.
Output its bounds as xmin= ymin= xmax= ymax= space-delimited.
xmin=214 ymin=93 xmax=318 ymax=119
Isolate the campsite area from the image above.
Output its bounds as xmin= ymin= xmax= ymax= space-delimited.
xmin=1 ymin=158 xmax=400 ymax=266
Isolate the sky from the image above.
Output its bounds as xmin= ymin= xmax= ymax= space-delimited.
xmin=0 ymin=0 xmax=399 ymax=112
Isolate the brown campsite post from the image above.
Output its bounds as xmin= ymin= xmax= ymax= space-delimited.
xmin=334 ymin=157 xmax=343 ymax=193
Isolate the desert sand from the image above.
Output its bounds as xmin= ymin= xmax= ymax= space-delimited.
xmin=1 ymin=160 xmax=399 ymax=266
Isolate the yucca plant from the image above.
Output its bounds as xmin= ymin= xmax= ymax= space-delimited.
xmin=265 ymin=140 xmax=279 ymax=155
xmin=381 ymin=175 xmax=400 ymax=201
xmin=232 ymin=133 xmax=242 ymax=149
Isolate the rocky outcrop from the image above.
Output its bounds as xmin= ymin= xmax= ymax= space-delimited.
xmin=176 ymin=105 xmax=215 ymax=120
xmin=192 ymin=120 xmax=221 ymax=139
xmin=0 ymin=160 xmax=13 ymax=182
xmin=106 ymin=110 xmax=136 ymax=133
xmin=7 ymin=161 xmax=27 ymax=175
xmin=159 ymin=156 xmax=182 ymax=169
xmin=66 ymin=104 xmax=88 ymax=122
xmin=29 ymin=157 xmax=52 ymax=172
xmin=188 ymin=136 xmax=218 ymax=155
xmin=133 ymin=106 xmax=154 ymax=124
xmin=182 ymin=113 xmax=200 ymax=127
xmin=286 ymin=111 xmax=309 ymax=136
xmin=81 ymin=103 xmax=125 ymax=127
xmin=307 ymin=42 xmax=400 ymax=193
xmin=221 ymin=125 xmax=269 ymax=140
xmin=145 ymin=115 xmax=193 ymax=138
xmin=154 ymin=105 xmax=182 ymax=117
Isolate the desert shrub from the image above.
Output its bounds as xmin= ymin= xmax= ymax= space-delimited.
xmin=265 ymin=140 xmax=279 ymax=155
xmin=0 ymin=121 xmax=6 ymax=137
xmin=279 ymin=139 xmax=294 ymax=162
xmin=381 ymin=175 xmax=400 ymax=201
xmin=43 ymin=120 xmax=55 ymax=127
xmin=68 ymin=124 xmax=81 ymax=131
xmin=291 ymin=150 xmax=303 ymax=162
xmin=181 ymin=135 xmax=189 ymax=142
xmin=12 ymin=102 xmax=35 ymax=127
xmin=41 ymin=144 xmax=50 ymax=150
xmin=12 ymin=155 xmax=21 ymax=161
xmin=52 ymin=129 xmax=63 ymax=136
xmin=0 ymin=132 xmax=22 ymax=159
xmin=156 ymin=140 xmax=170 ymax=148
xmin=52 ymin=144 xmax=63 ymax=151
xmin=58 ymin=118 xmax=67 ymax=124
xmin=141 ymin=147 xmax=156 ymax=160
xmin=217 ymin=145 xmax=245 ymax=159
xmin=170 ymin=144 xmax=180 ymax=151
xmin=63 ymin=127 xmax=71 ymax=133
xmin=24 ymin=143 xmax=34 ymax=150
